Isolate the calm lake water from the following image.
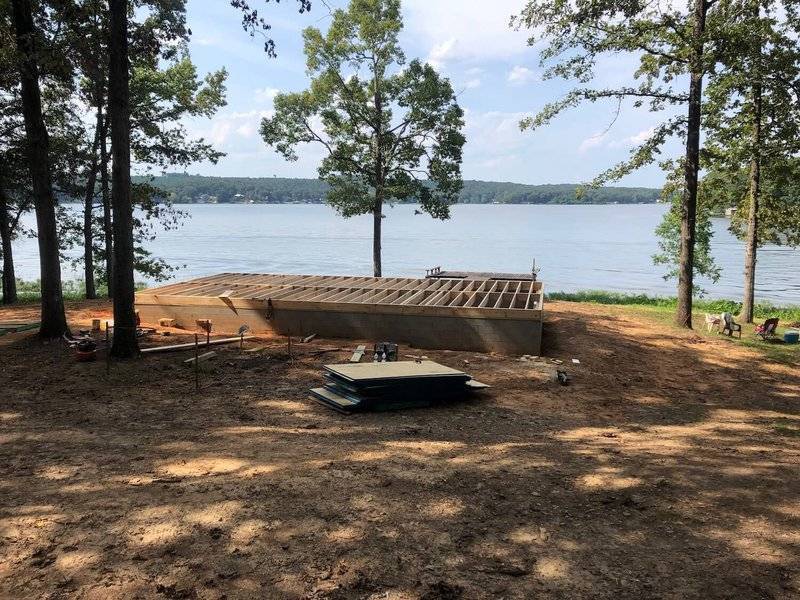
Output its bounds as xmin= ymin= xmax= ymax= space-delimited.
xmin=12 ymin=203 xmax=800 ymax=305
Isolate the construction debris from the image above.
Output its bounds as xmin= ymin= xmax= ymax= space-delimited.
xmin=159 ymin=318 xmax=177 ymax=327
xmin=310 ymin=360 xmax=489 ymax=413
xmin=0 ymin=322 xmax=39 ymax=336
xmin=350 ymin=344 xmax=366 ymax=363
xmin=302 ymin=333 xmax=317 ymax=343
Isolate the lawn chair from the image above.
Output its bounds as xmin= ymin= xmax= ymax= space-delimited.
xmin=755 ymin=317 xmax=779 ymax=341
xmin=721 ymin=312 xmax=742 ymax=338
xmin=705 ymin=313 xmax=722 ymax=333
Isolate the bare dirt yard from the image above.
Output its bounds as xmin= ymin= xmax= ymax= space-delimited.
xmin=1 ymin=299 xmax=799 ymax=599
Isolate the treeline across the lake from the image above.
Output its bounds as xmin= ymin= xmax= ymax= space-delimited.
xmin=133 ymin=174 xmax=662 ymax=205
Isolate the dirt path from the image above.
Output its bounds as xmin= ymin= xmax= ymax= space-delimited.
xmin=1 ymin=301 xmax=798 ymax=599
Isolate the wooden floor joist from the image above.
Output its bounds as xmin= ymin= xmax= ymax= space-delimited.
xmin=136 ymin=273 xmax=545 ymax=354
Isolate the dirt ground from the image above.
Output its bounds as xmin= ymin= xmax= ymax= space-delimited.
xmin=1 ymin=300 xmax=799 ymax=599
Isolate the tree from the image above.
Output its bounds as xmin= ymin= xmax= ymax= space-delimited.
xmin=9 ymin=0 xmax=68 ymax=336
xmin=0 ymin=21 xmax=24 ymax=305
xmin=515 ymin=0 xmax=726 ymax=328
xmin=701 ymin=0 xmax=800 ymax=321
xmin=261 ymin=0 xmax=465 ymax=276
xmin=108 ymin=0 xmax=138 ymax=357
xmin=60 ymin=1 xmax=227 ymax=295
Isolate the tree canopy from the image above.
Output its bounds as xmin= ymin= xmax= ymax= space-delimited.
xmin=260 ymin=0 xmax=465 ymax=275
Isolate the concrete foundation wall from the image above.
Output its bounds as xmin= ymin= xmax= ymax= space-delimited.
xmin=137 ymin=304 xmax=542 ymax=355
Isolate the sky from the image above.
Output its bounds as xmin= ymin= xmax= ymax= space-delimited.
xmin=178 ymin=0 xmax=678 ymax=187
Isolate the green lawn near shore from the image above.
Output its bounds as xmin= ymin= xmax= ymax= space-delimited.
xmin=547 ymin=291 xmax=800 ymax=364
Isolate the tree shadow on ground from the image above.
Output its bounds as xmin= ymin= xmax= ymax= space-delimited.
xmin=1 ymin=302 xmax=799 ymax=599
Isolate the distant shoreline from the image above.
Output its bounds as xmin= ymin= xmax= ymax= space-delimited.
xmin=130 ymin=174 xmax=663 ymax=206
xmin=62 ymin=200 xmax=665 ymax=206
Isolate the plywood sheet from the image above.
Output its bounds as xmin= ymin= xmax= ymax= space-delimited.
xmin=324 ymin=360 xmax=467 ymax=383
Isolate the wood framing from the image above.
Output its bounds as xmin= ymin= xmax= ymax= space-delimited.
xmin=136 ymin=273 xmax=544 ymax=354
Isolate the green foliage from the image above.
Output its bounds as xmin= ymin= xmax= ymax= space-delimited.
xmin=260 ymin=0 xmax=465 ymax=221
xmin=699 ymin=0 xmax=800 ymax=250
xmin=652 ymin=163 xmax=721 ymax=294
xmin=131 ymin=55 xmax=227 ymax=169
xmin=132 ymin=174 xmax=662 ymax=205
xmin=1 ymin=279 xmax=148 ymax=304
xmin=702 ymin=160 xmax=800 ymax=247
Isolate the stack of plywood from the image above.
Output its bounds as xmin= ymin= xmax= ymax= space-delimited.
xmin=310 ymin=360 xmax=489 ymax=413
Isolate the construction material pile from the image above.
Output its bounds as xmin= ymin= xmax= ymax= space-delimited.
xmin=310 ymin=360 xmax=489 ymax=413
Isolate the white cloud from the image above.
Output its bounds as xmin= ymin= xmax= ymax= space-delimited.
xmin=426 ymin=38 xmax=458 ymax=69
xmin=254 ymin=87 xmax=281 ymax=103
xmin=194 ymin=109 xmax=274 ymax=147
xmin=463 ymin=109 xmax=529 ymax=168
xmin=193 ymin=35 xmax=222 ymax=47
xmin=607 ymin=126 xmax=657 ymax=149
xmin=404 ymin=0 xmax=531 ymax=64
xmin=628 ymin=126 xmax=656 ymax=145
xmin=464 ymin=78 xmax=482 ymax=90
xmin=507 ymin=65 xmax=537 ymax=85
xmin=578 ymin=132 xmax=608 ymax=153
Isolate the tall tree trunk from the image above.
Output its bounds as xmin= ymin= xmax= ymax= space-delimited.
xmin=742 ymin=81 xmax=762 ymax=324
xmin=373 ymin=196 xmax=382 ymax=277
xmin=83 ymin=118 xmax=101 ymax=300
xmin=10 ymin=0 xmax=69 ymax=337
xmin=372 ymin=75 xmax=384 ymax=278
xmin=0 ymin=188 xmax=17 ymax=305
xmin=100 ymin=109 xmax=113 ymax=297
xmin=109 ymin=0 xmax=138 ymax=357
xmin=676 ymin=0 xmax=708 ymax=329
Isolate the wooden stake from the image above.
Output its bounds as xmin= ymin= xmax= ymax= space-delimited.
xmin=194 ymin=334 xmax=199 ymax=392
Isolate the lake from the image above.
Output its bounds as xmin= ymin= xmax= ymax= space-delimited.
xmin=12 ymin=203 xmax=800 ymax=305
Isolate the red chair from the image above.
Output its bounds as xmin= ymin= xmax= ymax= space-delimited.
xmin=755 ymin=318 xmax=779 ymax=341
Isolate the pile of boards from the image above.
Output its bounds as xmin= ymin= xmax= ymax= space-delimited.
xmin=310 ymin=360 xmax=489 ymax=413
xmin=0 ymin=322 xmax=39 ymax=337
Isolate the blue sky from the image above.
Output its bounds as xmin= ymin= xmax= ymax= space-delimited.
xmin=180 ymin=0 xmax=676 ymax=187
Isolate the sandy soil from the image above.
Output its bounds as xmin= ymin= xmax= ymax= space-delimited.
xmin=1 ymin=300 xmax=798 ymax=599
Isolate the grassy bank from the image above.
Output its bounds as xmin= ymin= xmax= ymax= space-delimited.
xmin=0 ymin=280 xmax=155 ymax=304
xmin=547 ymin=290 xmax=800 ymax=363
xmin=0 ymin=280 xmax=109 ymax=304
xmin=546 ymin=290 xmax=800 ymax=323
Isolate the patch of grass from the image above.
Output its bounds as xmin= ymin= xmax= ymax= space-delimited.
xmin=772 ymin=419 xmax=800 ymax=438
xmin=2 ymin=279 xmax=147 ymax=304
xmin=546 ymin=290 xmax=800 ymax=364
xmin=546 ymin=290 xmax=800 ymax=323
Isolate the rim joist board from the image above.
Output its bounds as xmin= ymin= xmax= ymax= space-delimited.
xmin=135 ymin=273 xmax=544 ymax=354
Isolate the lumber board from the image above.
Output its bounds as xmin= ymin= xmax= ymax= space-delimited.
xmin=350 ymin=344 xmax=366 ymax=362
xmin=141 ymin=336 xmax=255 ymax=354
xmin=184 ymin=351 xmax=217 ymax=365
